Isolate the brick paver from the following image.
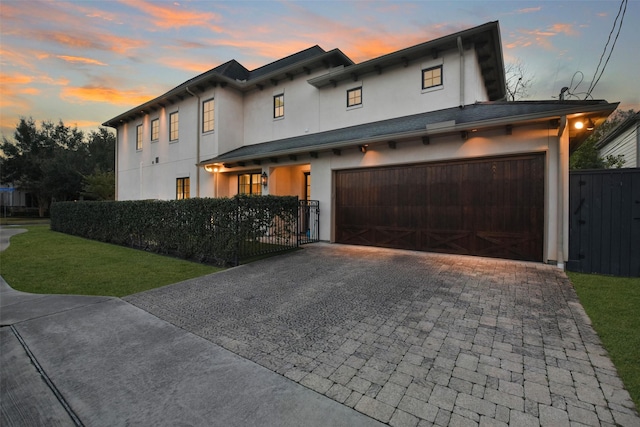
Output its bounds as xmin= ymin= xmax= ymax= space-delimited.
xmin=125 ymin=244 xmax=640 ymax=426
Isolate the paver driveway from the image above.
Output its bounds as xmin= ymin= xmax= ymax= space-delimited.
xmin=125 ymin=243 xmax=639 ymax=426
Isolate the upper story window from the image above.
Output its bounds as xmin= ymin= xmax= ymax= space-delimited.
xmin=273 ymin=94 xmax=284 ymax=119
xmin=347 ymin=87 xmax=362 ymax=108
xmin=238 ymin=173 xmax=262 ymax=195
xmin=136 ymin=125 xmax=142 ymax=150
xmin=422 ymin=65 xmax=443 ymax=90
xmin=151 ymin=118 xmax=159 ymax=141
xmin=203 ymin=99 xmax=214 ymax=133
xmin=176 ymin=177 xmax=190 ymax=200
xmin=169 ymin=111 xmax=179 ymax=141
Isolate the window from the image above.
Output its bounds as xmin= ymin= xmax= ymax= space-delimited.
xmin=176 ymin=177 xmax=190 ymax=200
xmin=203 ymin=99 xmax=214 ymax=133
xmin=422 ymin=65 xmax=442 ymax=90
xmin=273 ymin=94 xmax=284 ymax=119
xmin=151 ymin=119 xmax=159 ymax=141
xmin=169 ymin=111 xmax=179 ymax=141
xmin=347 ymin=87 xmax=362 ymax=107
xmin=238 ymin=173 xmax=262 ymax=195
xmin=136 ymin=125 xmax=142 ymax=150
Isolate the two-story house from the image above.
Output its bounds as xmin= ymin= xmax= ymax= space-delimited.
xmin=104 ymin=21 xmax=618 ymax=266
xmin=596 ymin=112 xmax=640 ymax=167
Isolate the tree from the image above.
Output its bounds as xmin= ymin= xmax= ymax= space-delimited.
xmin=1 ymin=118 xmax=116 ymax=215
xmin=505 ymin=59 xmax=534 ymax=101
xmin=570 ymin=109 xmax=635 ymax=170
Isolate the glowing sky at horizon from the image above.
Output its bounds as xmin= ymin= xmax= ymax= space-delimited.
xmin=1 ymin=0 xmax=638 ymax=139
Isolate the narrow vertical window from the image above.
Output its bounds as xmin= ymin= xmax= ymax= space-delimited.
xmin=176 ymin=177 xmax=190 ymax=200
xmin=169 ymin=111 xmax=179 ymax=141
xmin=273 ymin=94 xmax=284 ymax=118
xmin=136 ymin=125 xmax=143 ymax=150
xmin=151 ymin=119 xmax=159 ymax=141
xmin=347 ymin=87 xmax=362 ymax=107
xmin=203 ymin=99 xmax=214 ymax=133
xmin=422 ymin=65 xmax=443 ymax=90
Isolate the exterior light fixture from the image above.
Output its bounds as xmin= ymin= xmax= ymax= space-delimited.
xmin=574 ymin=121 xmax=584 ymax=130
xmin=204 ymin=164 xmax=219 ymax=173
xmin=261 ymin=171 xmax=268 ymax=188
xmin=586 ymin=119 xmax=595 ymax=131
xmin=359 ymin=145 xmax=368 ymax=153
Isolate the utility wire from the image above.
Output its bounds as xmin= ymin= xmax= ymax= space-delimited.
xmin=586 ymin=0 xmax=628 ymax=98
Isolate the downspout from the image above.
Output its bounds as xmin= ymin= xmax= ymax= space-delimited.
xmin=186 ymin=87 xmax=201 ymax=197
xmin=114 ymin=127 xmax=119 ymax=200
xmin=556 ymin=116 xmax=567 ymax=269
xmin=457 ymin=36 xmax=465 ymax=108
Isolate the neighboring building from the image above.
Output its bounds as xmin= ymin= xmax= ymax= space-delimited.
xmin=596 ymin=112 xmax=640 ymax=167
xmin=104 ymin=21 xmax=618 ymax=266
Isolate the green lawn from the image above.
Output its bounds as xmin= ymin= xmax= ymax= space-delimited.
xmin=0 ymin=226 xmax=221 ymax=297
xmin=568 ymin=272 xmax=640 ymax=410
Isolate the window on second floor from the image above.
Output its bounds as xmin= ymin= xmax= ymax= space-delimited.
xmin=273 ymin=94 xmax=284 ymax=119
xmin=238 ymin=173 xmax=262 ymax=195
xmin=151 ymin=118 xmax=159 ymax=141
xmin=347 ymin=87 xmax=362 ymax=107
xmin=176 ymin=177 xmax=190 ymax=200
xmin=203 ymin=99 xmax=214 ymax=133
xmin=136 ymin=125 xmax=142 ymax=150
xmin=422 ymin=65 xmax=443 ymax=90
xmin=169 ymin=111 xmax=179 ymax=141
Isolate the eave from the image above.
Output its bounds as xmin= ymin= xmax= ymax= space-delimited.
xmin=102 ymin=49 xmax=353 ymax=128
xmin=199 ymin=101 xmax=618 ymax=169
xmin=307 ymin=21 xmax=506 ymax=101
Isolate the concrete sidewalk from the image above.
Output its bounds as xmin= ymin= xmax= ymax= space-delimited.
xmin=0 ymin=227 xmax=382 ymax=426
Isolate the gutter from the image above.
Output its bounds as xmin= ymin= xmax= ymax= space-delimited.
xmin=186 ymin=87 xmax=201 ymax=197
xmin=457 ymin=36 xmax=464 ymax=108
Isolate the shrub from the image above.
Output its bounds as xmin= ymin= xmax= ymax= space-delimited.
xmin=50 ymin=195 xmax=298 ymax=266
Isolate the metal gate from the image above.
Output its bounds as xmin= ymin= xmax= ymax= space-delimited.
xmin=298 ymin=200 xmax=319 ymax=244
xmin=568 ymin=168 xmax=640 ymax=276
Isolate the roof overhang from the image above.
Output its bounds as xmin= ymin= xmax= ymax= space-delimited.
xmin=199 ymin=101 xmax=618 ymax=169
xmin=102 ymin=49 xmax=353 ymax=128
xmin=307 ymin=21 xmax=506 ymax=101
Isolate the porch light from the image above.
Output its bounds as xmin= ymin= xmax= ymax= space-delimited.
xmin=261 ymin=171 xmax=268 ymax=188
xmin=574 ymin=120 xmax=584 ymax=130
xmin=586 ymin=119 xmax=595 ymax=131
xmin=359 ymin=144 xmax=368 ymax=153
xmin=204 ymin=164 xmax=219 ymax=173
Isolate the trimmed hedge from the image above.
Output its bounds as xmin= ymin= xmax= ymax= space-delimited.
xmin=50 ymin=195 xmax=298 ymax=266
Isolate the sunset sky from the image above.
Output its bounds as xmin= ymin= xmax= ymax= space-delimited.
xmin=1 ymin=0 xmax=638 ymax=139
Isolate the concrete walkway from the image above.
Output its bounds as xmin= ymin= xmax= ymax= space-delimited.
xmin=0 ymin=227 xmax=382 ymax=427
xmin=1 ymin=226 xmax=639 ymax=426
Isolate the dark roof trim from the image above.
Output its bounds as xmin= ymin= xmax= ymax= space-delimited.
xmin=308 ymin=21 xmax=506 ymax=101
xmin=595 ymin=112 xmax=640 ymax=149
xmin=103 ymin=48 xmax=353 ymax=127
xmin=199 ymin=100 xmax=618 ymax=166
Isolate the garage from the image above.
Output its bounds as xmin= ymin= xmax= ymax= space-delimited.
xmin=335 ymin=154 xmax=545 ymax=261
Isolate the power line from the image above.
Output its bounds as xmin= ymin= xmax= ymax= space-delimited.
xmin=586 ymin=0 xmax=628 ymax=98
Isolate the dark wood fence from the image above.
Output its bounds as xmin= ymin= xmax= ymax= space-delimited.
xmin=568 ymin=168 xmax=640 ymax=277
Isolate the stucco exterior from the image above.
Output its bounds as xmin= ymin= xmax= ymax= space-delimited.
xmin=105 ymin=22 xmax=616 ymax=266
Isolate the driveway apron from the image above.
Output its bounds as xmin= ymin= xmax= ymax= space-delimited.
xmin=126 ymin=243 xmax=640 ymax=426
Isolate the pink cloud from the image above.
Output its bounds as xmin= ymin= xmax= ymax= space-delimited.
xmin=122 ymin=0 xmax=223 ymax=32
xmin=56 ymin=55 xmax=108 ymax=66
xmin=61 ymin=85 xmax=155 ymax=106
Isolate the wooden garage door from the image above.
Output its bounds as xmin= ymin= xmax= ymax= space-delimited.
xmin=335 ymin=154 xmax=544 ymax=261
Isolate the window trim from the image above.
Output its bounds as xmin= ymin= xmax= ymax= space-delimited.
xmin=136 ymin=124 xmax=143 ymax=151
xmin=169 ymin=111 xmax=179 ymax=142
xmin=273 ymin=93 xmax=284 ymax=119
xmin=421 ymin=65 xmax=443 ymax=91
xmin=150 ymin=118 xmax=159 ymax=142
xmin=176 ymin=177 xmax=190 ymax=200
xmin=202 ymin=98 xmax=214 ymax=133
xmin=347 ymin=86 xmax=363 ymax=108
xmin=237 ymin=172 xmax=263 ymax=195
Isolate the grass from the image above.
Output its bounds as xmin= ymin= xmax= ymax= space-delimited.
xmin=0 ymin=216 xmax=50 ymax=226
xmin=0 ymin=226 xmax=221 ymax=297
xmin=568 ymin=272 xmax=640 ymax=410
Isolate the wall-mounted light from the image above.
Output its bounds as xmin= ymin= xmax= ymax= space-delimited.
xmin=586 ymin=119 xmax=595 ymax=131
xmin=204 ymin=164 xmax=219 ymax=173
xmin=574 ymin=120 xmax=584 ymax=130
xmin=261 ymin=171 xmax=268 ymax=188
xmin=359 ymin=144 xmax=368 ymax=153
